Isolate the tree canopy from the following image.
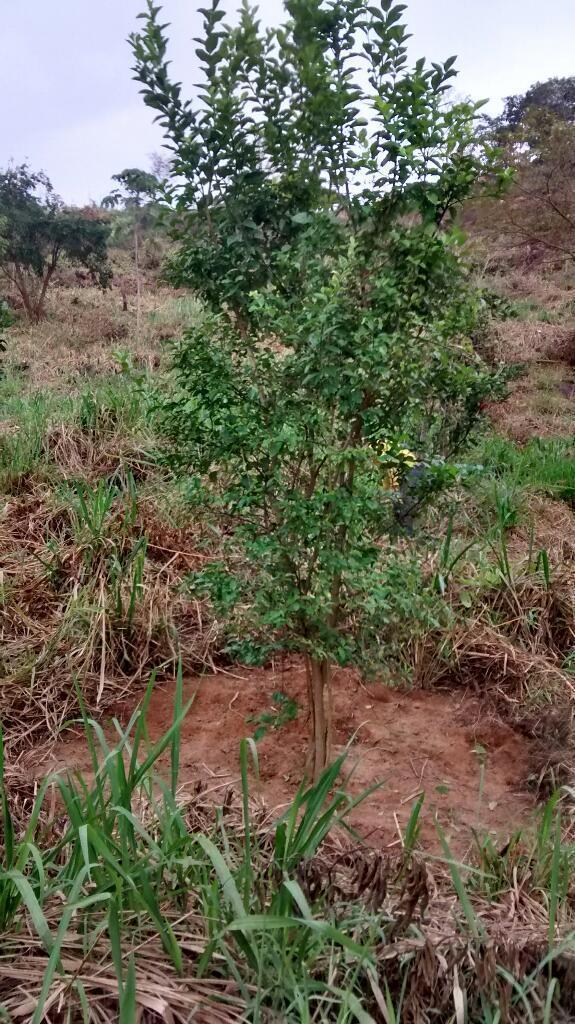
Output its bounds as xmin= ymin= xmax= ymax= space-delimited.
xmin=500 ymin=77 xmax=575 ymax=132
xmin=0 ymin=164 xmax=111 ymax=322
xmin=102 ymin=167 xmax=161 ymax=209
xmin=477 ymin=77 xmax=575 ymax=268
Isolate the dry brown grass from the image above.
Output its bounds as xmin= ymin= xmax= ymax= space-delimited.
xmin=492 ymin=320 xmax=575 ymax=366
xmin=418 ymin=535 xmax=575 ymax=795
xmin=0 ymin=265 xmax=226 ymax=756
xmin=518 ymin=494 xmax=575 ymax=564
xmin=487 ymin=362 xmax=575 ymax=441
xmin=3 ymin=265 xmax=194 ymax=393
xmin=490 ymin=269 xmax=575 ymax=310
xmin=0 ymin=460 xmax=223 ymax=754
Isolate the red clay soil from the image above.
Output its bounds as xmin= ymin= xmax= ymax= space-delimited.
xmin=41 ymin=664 xmax=535 ymax=853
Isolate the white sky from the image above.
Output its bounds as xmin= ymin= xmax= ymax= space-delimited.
xmin=1 ymin=0 xmax=573 ymax=204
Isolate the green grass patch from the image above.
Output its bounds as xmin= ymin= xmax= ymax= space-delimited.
xmin=473 ymin=435 xmax=575 ymax=503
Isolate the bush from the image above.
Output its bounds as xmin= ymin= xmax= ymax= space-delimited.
xmin=133 ymin=0 xmax=507 ymax=779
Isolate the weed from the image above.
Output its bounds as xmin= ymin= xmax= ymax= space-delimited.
xmin=77 ymin=378 xmax=150 ymax=437
xmin=147 ymin=294 xmax=205 ymax=330
xmin=248 ymin=690 xmax=298 ymax=741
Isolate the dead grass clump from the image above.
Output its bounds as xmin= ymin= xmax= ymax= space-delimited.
xmin=4 ymin=280 xmax=182 ymax=392
xmin=519 ymin=494 xmax=575 ymax=565
xmin=480 ymin=568 xmax=575 ymax=657
xmin=0 ymin=486 xmax=223 ymax=751
xmin=499 ymin=270 xmax=575 ymax=307
xmin=42 ymin=422 xmax=154 ymax=482
xmin=493 ymin=319 xmax=575 ymax=365
xmin=431 ymin=618 xmax=575 ymax=794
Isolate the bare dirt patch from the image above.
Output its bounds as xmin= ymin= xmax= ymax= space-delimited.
xmin=39 ymin=664 xmax=535 ymax=853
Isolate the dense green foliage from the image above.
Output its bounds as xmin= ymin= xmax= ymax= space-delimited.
xmin=132 ymin=0 xmax=508 ymax=777
xmin=131 ymin=0 xmax=503 ymax=321
xmin=0 ymin=164 xmax=111 ymax=321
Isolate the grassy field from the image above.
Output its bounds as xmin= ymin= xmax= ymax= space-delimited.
xmin=1 ymin=262 xmax=575 ymax=1020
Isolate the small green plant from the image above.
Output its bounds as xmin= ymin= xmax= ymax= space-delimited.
xmin=0 ymin=396 xmax=53 ymax=491
xmin=492 ymin=482 xmax=522 ymax=530
xmin=0 ymin=687 xmax=569 ymax=1020
xmin=68 ymin=478 xmax=117 ymax=548
xmin=77 ymin=378 xmax=151 ymax=437
xmin=108 ymin=536 xmax=147 ymax=631
xmin=434 ymin=512 xmax=477 ymax=595
xmin=248 ymin=691 xmax=298 ymax=742
xmin=66 ymin=472 xmax=139 ymax=562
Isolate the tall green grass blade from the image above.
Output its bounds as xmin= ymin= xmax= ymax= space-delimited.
xmin=548 ymin=809 xmax=562 ymax=972
xmin=119 ymin=955 xmax=137 ymax=1023
xmin=171 ymin=659 xmax=183 ymax=798
xmin=2 ymin=871 xmax=52 ymax=952
xmin=240 ymin=738 xmax=259 ymax=908
xmin=0 ymin=728 xmax=13 ymax=872
xmin=108 ymin=900 xmax=124 ymax=1002
xmin=227 ymin=915 xmax=373 ymax=961
xmin=195 ymin=835 xmax=246 ymax=919
xmin=404 ymin=793 xmax=424 ymax=852
xmin=436 ymin=823 xmax=485 ymax=940
xmin=128 ymin=669 xmax=158 ymax=782
xmin=543 ymin=978 xmax=558 ymax=1024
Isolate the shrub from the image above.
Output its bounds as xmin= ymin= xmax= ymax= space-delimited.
xmin=133 ymin=0 xmax=507 ymax=780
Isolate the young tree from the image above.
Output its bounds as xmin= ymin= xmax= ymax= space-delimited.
xmin=0 ymin=165 xmax=111 ymax=322
xmin=132 ymin=0 xmax=506 ymax=780
xmin=103 ymin=167 xmax=162 ymax=322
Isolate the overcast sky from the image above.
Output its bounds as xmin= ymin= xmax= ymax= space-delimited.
xmin=1 ymin=1 xmax=574 ymax=205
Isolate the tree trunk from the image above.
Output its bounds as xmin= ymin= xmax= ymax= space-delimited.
xmin=33 ymin=264 xmax=55 ymax=322
xmin=305 ymin=655 xmax=332 ymax=783
xmin=134 ymin=218 xmax=142 ymax=344
xmin=11 ymin=266 xmax=37 ymax=322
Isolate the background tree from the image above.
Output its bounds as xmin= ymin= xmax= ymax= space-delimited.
xmin=103 ymin=167 xmax=161 ymax=211
xmin=103 ymin=167 xmax=162 ymax=322
xmin=493 ymin=76 xmax=575 ymax=139
xmin=477 ymin=79 xmax=575 ymax=269
xmin=0 ymin=164 xmax=111 ymax=322
xmin=132 ymin=0 xmax=506 ymax=780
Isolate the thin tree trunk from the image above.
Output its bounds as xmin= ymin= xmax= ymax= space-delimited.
xmin=305 ymin=655 xmax=332 ymax=783
xmin=134 ymin=217 xmax=142 ymax=344
xmin=33 ymin=264 xmax=55 ymax=322
xmin=12 ymin=265 xmax=36 ymax=322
